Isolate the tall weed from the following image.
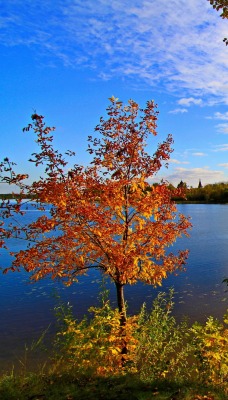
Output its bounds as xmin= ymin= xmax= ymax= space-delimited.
xmin=135 ymin=289 xmax=191 ymax=383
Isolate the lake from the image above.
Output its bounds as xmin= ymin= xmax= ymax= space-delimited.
xmin=0 ymin=204 xmax=227 ymax=371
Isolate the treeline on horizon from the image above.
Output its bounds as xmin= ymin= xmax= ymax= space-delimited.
xmin=171 ymin=181 xmax=228 ymax=203
xmin=1 ymin=181 xmax=228 ymax=203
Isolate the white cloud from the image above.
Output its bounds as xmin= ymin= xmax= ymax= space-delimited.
xmin=206 ymin=112 xmax=228 ymax=133
xmin=216 ymin=123 xmax=228 ymax=134
xmin=213 ymin=144 xmax=228 ymax=152
xmin=164 ymin=167 xmax=226 ymax=187
xmin=192 ymin=152 xmax=207 ymax=156
xmin=169 ymin=108 xmax=188 ymax=114
xmin=214 ymin=112 xmax=228 ymax=120
xmin=178 ymin=97 xmax=203 ymax=107
xmin=1 ymin=0 xmax=228 ymax=104
xmin=207 ymin=111 xmax=228 ymax=121
xmin=169 ymin=159 xmax=189 ymax=164
xmin=218 ymin=163 xmax=228 ymax=168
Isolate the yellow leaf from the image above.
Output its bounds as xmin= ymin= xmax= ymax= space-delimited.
xmin=111 ymin=348 xmax=119 ymax=355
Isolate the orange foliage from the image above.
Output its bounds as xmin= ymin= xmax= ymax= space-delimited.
xmin=0 ymin=97 xmax=191 ymax=319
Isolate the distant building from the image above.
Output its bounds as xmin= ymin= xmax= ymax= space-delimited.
xmin=198 ymin=179 xmax=203 ymax=188
xmin=177 ymin=180 xmax=187 ymax=188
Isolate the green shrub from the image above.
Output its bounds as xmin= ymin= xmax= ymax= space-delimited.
xmin=135 ymin=289 xmax=191 ymax=383
xmin=51 ymin=288 xmax=227 ymax=393
xmin=190 ymin=313 xmax=228 ymax=391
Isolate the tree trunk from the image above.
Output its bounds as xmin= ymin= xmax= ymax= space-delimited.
xmin=115 ymin=281 xmax=127 ymax=326
xmin=115 ymin=281 xmax=127 ymax=359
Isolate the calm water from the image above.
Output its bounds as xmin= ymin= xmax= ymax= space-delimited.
xmin=0 ymin=204 xmax=228 ymax=370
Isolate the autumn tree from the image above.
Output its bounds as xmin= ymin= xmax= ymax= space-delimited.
xmin=0 ymin=98 xmax=191 ymax=325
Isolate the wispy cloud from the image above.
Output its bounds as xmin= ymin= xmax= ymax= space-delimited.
xmin=169 ymin=158 xmax=189 ymax=164
xmin=165 ymin=167 xmax=226 ymax=186
xmin=216 ymin=123 xmax=228 ymax=134
xmin=1 ymin=0 xmax=228 ymax=104
xmin=192 ymin=152 xmax=207 ymax=156
xmin=206 ymin=111 xmax=228 ymax=120
xmin=206 ymin=112 xmax=228 ymax=133
xmin=213 ymin=144 xmax=228 ymax=152
xmin=178 ymin=97 xmax=203 ymax=106
xmin=169 ymin=108 xmax=188 ymax=114
xmin=214 ymin=112 xmax=228 ymax=120
xmin=218 ymin=163 xmax=228 ymax=168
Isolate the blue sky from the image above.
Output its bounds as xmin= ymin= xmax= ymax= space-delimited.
xmin=0 ymin=0 xmax=228 ymax=192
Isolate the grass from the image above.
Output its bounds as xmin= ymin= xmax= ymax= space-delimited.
xmin=0 ymin=371 xmax=227 ymax=400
